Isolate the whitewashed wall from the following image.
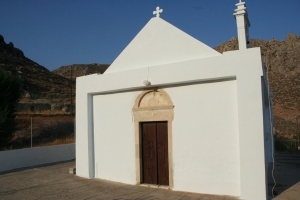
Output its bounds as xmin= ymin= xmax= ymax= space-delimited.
xmin=93 ymin=91 xmax=140 ymax=184
xmin=0 ymin=144 xmax=75 ymax=173
xmin=165 ymin=80 xmax=240 ymax=196
xmin=76 ymin=48 xmax=269 ymax=200
xmin=92 ymin=80 xmax=239 ymax=196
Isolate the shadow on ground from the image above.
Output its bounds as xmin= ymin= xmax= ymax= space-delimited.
xmin=268 ymin=154 xmax=300 ymax=198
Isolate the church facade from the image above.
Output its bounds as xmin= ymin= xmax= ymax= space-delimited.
xmin=76 ymin=2 xmax=273 ymax=200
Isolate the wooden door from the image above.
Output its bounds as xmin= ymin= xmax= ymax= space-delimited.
xmin=141 ymin=122 xmax=169 ymax=185
xmin=156 ymin=122 xmax=169 ymax=185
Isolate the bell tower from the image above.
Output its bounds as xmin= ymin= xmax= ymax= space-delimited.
xmin=233 ymin=1 xmax=250 ymax=50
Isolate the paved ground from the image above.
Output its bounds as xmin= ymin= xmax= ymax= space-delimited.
xmin=1 ymin=154 xmax=300 ymax=200
xmin=267 ymin=154 xmax=300 ymax=199
xmin=0 ymin=161 xmax=238 ymax=200
xmin=273 ymin=182 xmax=300 ymax=200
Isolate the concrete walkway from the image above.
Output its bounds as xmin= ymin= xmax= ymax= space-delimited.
xmin=0 ymin=161 xmax=238 ymax=200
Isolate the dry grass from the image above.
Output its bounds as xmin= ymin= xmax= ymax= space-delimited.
xmin=37 ymin=137 xmax=75 ymax=147
xmin=17 ymin=110 xmax=70 ymax=115
xmin=2 ymin=115 xmax=75 ymax=151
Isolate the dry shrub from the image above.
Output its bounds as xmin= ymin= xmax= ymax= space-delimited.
xmin=38 ymin=137 xmax=75 ymax=146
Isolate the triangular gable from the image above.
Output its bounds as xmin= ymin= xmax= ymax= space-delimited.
xmin=105 ymin=17 xmax=221 ymax=74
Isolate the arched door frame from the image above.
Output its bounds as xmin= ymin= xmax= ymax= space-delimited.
xmin=132 ymin=89 xmax=174 ymax=188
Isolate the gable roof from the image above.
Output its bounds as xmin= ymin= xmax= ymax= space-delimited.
xmin=105 ymin=17 xmax=221 ymax=74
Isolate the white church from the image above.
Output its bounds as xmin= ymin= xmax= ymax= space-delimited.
xmin=76 ymin=2 xmax=273 ymax=200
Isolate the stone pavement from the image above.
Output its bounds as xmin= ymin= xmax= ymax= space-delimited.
xmin=273 ymin=182 xmax=300 ymax=200
xmin=0 ymin=161 xmax=238 ymax=200
xmin=1 ymin=155 xmax=300 ymax=200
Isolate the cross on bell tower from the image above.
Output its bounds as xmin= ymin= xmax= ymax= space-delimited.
xmin=153 ymin=6 xmax=163 ymax=18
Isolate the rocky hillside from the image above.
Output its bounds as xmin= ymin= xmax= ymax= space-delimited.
xmin=2 ymin=32 xmax=299 ymax=137
xmin=215 ymin=34 xmax=300 ymax=138
xmin=52 ymin=63 xmax=109 ymax=79
xmin=0 ymin=34 xmax=74 ymax=113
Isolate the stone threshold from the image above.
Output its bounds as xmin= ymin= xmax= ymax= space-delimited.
xmin=139 ymin=184 xmax=170 ymax=190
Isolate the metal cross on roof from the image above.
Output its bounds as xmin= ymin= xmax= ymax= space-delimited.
xmin=153 ymin=6 xmax=163 ymax=18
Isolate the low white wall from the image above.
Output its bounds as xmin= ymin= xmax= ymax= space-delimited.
xmin=0 ymin=143 xmax=75 ymax=173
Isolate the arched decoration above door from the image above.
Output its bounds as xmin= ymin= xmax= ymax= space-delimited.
xmin=133 ymin=89 xmax=174 ymax=121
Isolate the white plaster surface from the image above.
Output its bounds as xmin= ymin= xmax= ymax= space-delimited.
xmin=90 ymin=81 xmax=240 ymax=196
xmin=76 ymin=48 xmax=270 ymax=199
xmin=93 ymin=91 xmax=140 ymax=184
xmin=105 ymin=17 xmax=220 ymax=74
xmin=234 ymin=2 xmax=250 ymax=49
xmin=0 ymin=144 xmax=75 ymax=173
xmin=165 ymin=81 xmax=240 ymax=196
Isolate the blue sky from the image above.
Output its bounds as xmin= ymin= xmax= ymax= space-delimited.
xmin=0 ymin=0 xmax=299 ymax=71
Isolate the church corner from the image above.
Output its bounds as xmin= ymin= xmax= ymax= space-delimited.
xmin=76 ymin=1 xmax=273 ymax=200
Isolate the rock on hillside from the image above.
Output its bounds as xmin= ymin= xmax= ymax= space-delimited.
xmin=215 ymin=34 xmax=300 ymax=138
xmin=0 ymin=34 xmax=74 ymax=113
xmin=53 ymin=64 xmax=110 ymax=79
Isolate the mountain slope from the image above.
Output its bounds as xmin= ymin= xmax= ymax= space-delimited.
xmin=52 ymin=63 xmax=109 ymax=79
xmin=0 ymin=34 xmax=73 ymax=109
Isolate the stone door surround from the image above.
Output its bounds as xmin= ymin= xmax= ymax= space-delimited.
xmin=132 ymin=89 xmax=174 ymax=188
